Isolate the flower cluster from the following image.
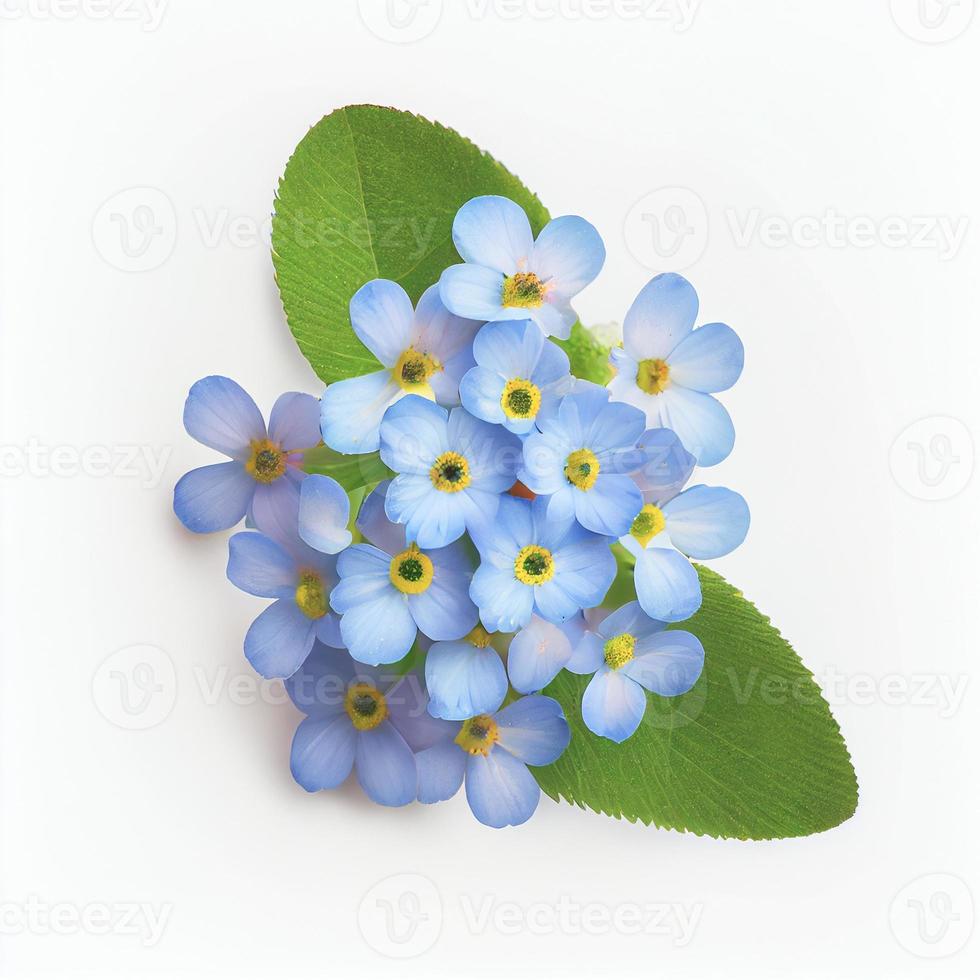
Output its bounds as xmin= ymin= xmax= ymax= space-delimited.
xmin=174 ymin=195 xmax=749 ymax=827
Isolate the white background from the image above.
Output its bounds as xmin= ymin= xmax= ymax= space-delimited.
xmin=2 ymin=1 xmax=979 ymax=977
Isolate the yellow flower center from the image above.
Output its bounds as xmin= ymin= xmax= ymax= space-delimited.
xmin=630 ymin=503 xmax=667 ymax=548
xmin=636 ymin=357 xmax=671 ymax=395
xmin=465 ymin=624 xmax=494 ymax=648
xmin=388 ymin=543 xmax=434 ymax=595
xmin=430 ymin=451 xmax=471 ymax=493
xmin=344 ymin=683 xmax=388 ymax=731
xmin=501 ymin=271 xmax=545 ymax=308
xmin=393 ymin=347 xmax=440 ymax=393
xmin=564 ymin=448 xmax=599 ymax=490
xmin=500 ymin=378 xmax=542 ymax=420
xmin=245 ymin=439 xmax=286 ymax=484
xmin=455 ymin=714 xmax=500 ymax=756
xmin=603 ymin=633 xmax=636 ymax=670
xmin=294 ymin=571 xmax=328 ymax=619
xmin=514 ymin=545 xmax=554 ymax=585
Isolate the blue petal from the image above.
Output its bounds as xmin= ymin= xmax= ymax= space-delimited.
xmin=507 ymin=617 xmax=572 ymax=693
xmin=469 ymin=494 xmax=531 ymax=565
xmin=532 ymin=337 xmax=572 ymax=387
xmin=633 ymin=427 xmax=696 ymax=504
xmin=412 ymin=285 xmax=483 ymax=401
xmin=581 ymin=668 xmax=647 ymax=742
xmin=386 ymin=675 xmax=457 ymax=750
xmin=459 ymin=365 xmax=507 ymax=425
xmin=473 ymin=318 xmax=544 ymax=379
xmin=529 ymin=300 xmax=576 ymax=341
xmin=465 ymin=750 xmax=540 ymax=828
xmin=622 ymin=630 xmax=705 ymax=697
xmin=356 ymin=481 xmax=405 ymax=557
xmin=573 ymin=474 xmax=642 ymax=537
xmin=227 ymin=531 xmax=295 ymax=598
xmin=564 ymin=627 xmax=604 ymax=675
xmin=530 ymin=214 xmax=605 ymax=297
xmin=354 ymin=722 xmax=417 ymax=807
xmin=285 ymin=642 xmax=355 ymax=717
xmin=298 ymin=474 xmax=352 ymax=555
xmin=587 ymin=398 xmax=646 ymax=456
xmin=633 ymin=548 xmax=702 ymax=623
xmin=470 ymin=564 xmax=534 ymax=633
xmin=385 ymin=474 xmax=468 ymax=549
xmin=596 ymin=600 xmax=666 ymax=643
xmin=379 ymin=395 xmax=449 ymax=474
xmin=519 ymin=431 xmax=569 ymax=495
xmin=290 ymin=714 xmax=356 ymax=791
xmin=174 ymin=461 xmax=253 ymax=533
xmin=439 ymin=263 xmax=508 ymax=321
xmin=408 ymin=543 xmax=478 ymax=641
xmin=451 ymin=195 xmax=533 ymax=274
xmin=182 ymin=375 xmax=265 ymax=458
xmin=544 ymin=533 xmax=617 ymax=613
xmin=416 ymin=739 xmax=466 ymax=803
xmin=668 ymin=322 xmax=744 ymax=393
xmin=623 ymin=273 xmax=698 ymax=361
xmin=349 ymin=279 xmax=415 ymax=367
xmin=268 ymin=391 xmax=321 ymax=451
xmin=244 ymin=598 xmax=316 ymax=679
xmin=249 ymin=474 xmax=302 ymax=546
xmin=320 ymin=370 xmax=402 ymax=455
xmin=334 ymin=571 xmax=418 ymax=665
xmin=653 ymin=385 xmax=735 ymax=467
xmin=662 ymin=485 xmax=750 ymax=559
xmin=447 ymin=407 xmax=522 ymax=492
xmin=494 ymin=694 xmax=571 ymax=765
xmin=425 ymin=640 xmax=508 ymax=720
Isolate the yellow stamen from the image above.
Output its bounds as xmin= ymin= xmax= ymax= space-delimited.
xmin=344 ymin=683 xmax=388 ymax=731
xmin=388 ymin=543 xmax=434 ymax=595
xmin=430 ymin=451 xmax=471 ymax=493
xmin=636 ymin=358 xmax=671 ymax=395
xmin=502 ymin=271 xmax=545 ymax=308
xmin=630 ymin=503 xmax=666 ymax=548
xmin=455 ymin=714 xmax=499 ymax=755
xmin=245 ymin=438 xmax=286 ymax=484
xmin=294 ymin=571 xmax=328 ymax=619
xmin=393 ymin=347 xmax=440 ymax=393
xmin=603 ymin=633 xmax=636 ymax=670
xmin=564 ymin=448 xmax=599 ymax=490
xmin=514 ymin=545 xmax=554 ymax=585
xmin=465 ymin=624 xmax=494 ymax=648
xmin=500 ymin=378 xmax=542 ymax=420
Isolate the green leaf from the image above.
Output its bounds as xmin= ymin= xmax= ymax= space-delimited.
xmin=272 ymin=104 xmax=550 ymax=385
xmin=302 ymin=445 xmax=392 ymax=492
xmin=554 ymin=321 xmax=613 ymax=386
xmin=537 ymin=566 xmax=858 ymax=839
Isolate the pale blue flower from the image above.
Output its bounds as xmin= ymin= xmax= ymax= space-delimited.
xmin=459 ymin=319 xmax=573 ymax=435
xmin=226 ymin=479 xmax=350 ymax=678
xmin=415 ymin=694 xmax=570 ymax=827
xmin=608 ymin=273 xmax=744 ymax=466
xmin=565 ymin=602 xmax=705 ymax=743
xmin=379 ymin=396 xmax=522 ymax=549
xmin=439 ymin=195 xmax=605 ymax=340
xmin=286 ymin=644 xmax=453 ymax=806
xmin=328 ymin=483 xmax=478 ymax=666
xmin=622 ymin=483 xmax=750 ymax=622
xmin=320 ymin=281 xmax=481 ymax=454
xmin=174 ymin=376 xmax=320 ymax=534
xmin=519 ymin=384 xmax=647 ymax=537
xmin=469 ymin=495 xmax=616 ymax=632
